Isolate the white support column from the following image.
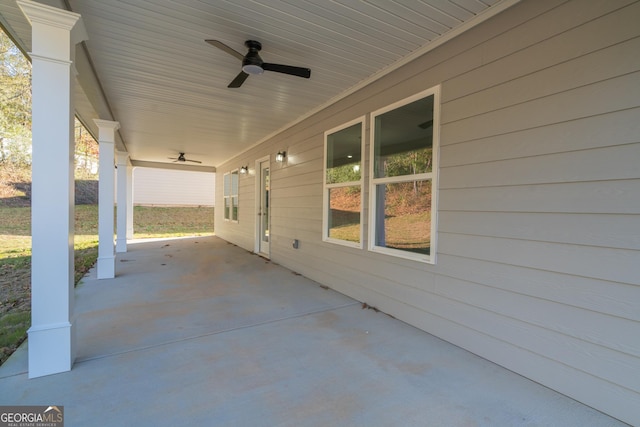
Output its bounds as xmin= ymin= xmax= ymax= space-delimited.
xmin=94 ymin=120 xmax=120 ymax=278
xmin=126 ymin=165 xmax=134 ymax=239
xmin=18 ymin=1 xmax=87 ymax=378
xmin=116 ymin=151 xmax=129 ymax=253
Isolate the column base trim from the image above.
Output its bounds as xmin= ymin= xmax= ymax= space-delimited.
xmin=97 ymin=255 xmax=115 ymax=279
xmin=28 ymin=321 xmax=75 ymax=378
xmin=115 ymin=238 xmax=127 ymax=253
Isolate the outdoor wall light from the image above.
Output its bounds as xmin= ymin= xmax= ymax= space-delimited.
xmin=276 ymin=151 xmax=287 ymax=162
xmin=240 ymin=165 xmax=248 ymax=174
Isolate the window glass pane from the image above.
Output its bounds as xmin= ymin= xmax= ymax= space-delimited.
xmin=231 ymin=170 xmax=239 ymax=194
xmin=224 ymin=174 xmax=231 ymax=196
xmin=374 ymin=95 xmax=434 ymax=178
xmin=328 ymin=186 xmax=361 ymax=243
xmin=232 ymin=196 xmax=238 ymax=221
xmin=374 ymin=180 xmax=431 ymax=255
xmin=224 ymin=197 xmax=230 ymax=220
xmin=326 ymin=122 xmax=362 ymax=184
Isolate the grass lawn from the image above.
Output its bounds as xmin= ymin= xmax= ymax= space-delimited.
xmin=0 ymin=205 xmax=214 ymax=365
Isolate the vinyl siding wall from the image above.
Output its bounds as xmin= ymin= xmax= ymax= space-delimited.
xmin=132 ymin=167 xmax=215 ymax=206
xmin=215 ymin=0 xmax=640 ymax=423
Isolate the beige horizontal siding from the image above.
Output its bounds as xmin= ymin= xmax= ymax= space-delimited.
xmin=440 ymin=180 xmax=640 ymax=213
xmin=440 ymin=108 xmax=640 ymax=167
xmin=133 ymin=167 xmax=215 ymax=206
xmin=215 ymin=0 xmax=640 ymax=423
xmin=439 ymin=211 xmax=640 ymax=250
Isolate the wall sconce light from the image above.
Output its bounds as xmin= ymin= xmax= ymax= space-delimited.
xmin=240 ymin=165 xmax=248 ymax=174
xmin=276 ymin=151 xmax=286 ymax=163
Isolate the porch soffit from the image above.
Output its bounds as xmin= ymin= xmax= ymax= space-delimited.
xmin=0 ymin=0 xmax=519 ymax=169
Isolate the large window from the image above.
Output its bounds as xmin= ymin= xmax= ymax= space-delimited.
xmin=323 ymin=117 xmax=365 ymax=247
xmin=369 ymin=87 xmax=439 ymax=263
xmin=223 ymin=170 xmax=239 ymax=222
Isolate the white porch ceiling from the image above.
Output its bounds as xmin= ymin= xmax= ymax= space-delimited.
xmin=0 ymin=0 xmax=514 ymax=169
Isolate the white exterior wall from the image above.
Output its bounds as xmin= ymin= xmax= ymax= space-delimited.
xmin=215 ymin=0 xmax=640 ymax=424
xmin=132 ymin=167 xmax=215 ymax=206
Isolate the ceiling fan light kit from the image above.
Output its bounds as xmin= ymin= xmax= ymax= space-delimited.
xmin=205 ymin=39 xmax=311 ymax=88
xmin=242 ymin=64 xmax=263 ymax=75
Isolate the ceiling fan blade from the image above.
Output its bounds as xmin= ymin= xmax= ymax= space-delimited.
xmin=228 ymin=71 xmax=249 ymax=88
xmin=185 ymin=159 xmax=203 ymax=164
xmin=262 ymin=63 xmax=311 ymax=78
xmin=418 ymin=120 xmax=433 ymax=129
xmin=205 ymin=40 xmax=244 ymax=61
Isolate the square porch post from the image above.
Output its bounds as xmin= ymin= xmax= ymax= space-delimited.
xmin=94 ymin=120 xmax=120 ymax=278
xmin=17 ymin=0 xmax=87 ymax=378
xmin=126 ymin=164 xmax=134 ymax=240
xmin=116 ymin=151 xmax=129 ymax=253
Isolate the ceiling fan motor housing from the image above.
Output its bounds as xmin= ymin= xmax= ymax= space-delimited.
xmin=242 ymin=40 xmax=264 ymax=74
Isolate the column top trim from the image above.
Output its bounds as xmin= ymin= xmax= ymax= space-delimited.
xmin=94 ymin=119 xmax=120 ymax=144
xmin=94 ymin=119 xmax=121 ymax=131
xmin=17 ymin=1 xmax=87 ymax=45
xmin=28 ymin=53 xmax=72 ymax=66
xmin=116 ymin=151 xmax=130 ymax=165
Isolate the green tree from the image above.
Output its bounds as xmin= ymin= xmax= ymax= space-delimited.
xmin=0 ymin=30 xmax=31 ymax=166
xmin=326 ymin=162 xmax=361 ymax=184
xmin=74 ymin=120 xmax=99 ymax=178
xmin=383 ymin=146 xmax=432 ymax=178
xmin=0 ymin=30 xmax=98 ymax=176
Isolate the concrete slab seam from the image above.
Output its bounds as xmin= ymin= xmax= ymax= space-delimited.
xmin=74 ymin=301 xmax=360 ymax=365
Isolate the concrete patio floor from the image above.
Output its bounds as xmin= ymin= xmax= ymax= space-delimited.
xmin=0 ymin=236 xmax=627 ymax=426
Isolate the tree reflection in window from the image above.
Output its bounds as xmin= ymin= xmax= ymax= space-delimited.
xmin=370 ymin=88 xmax=438 ymax=262
xmin=324 ymin=118 xmax=365 ymax=247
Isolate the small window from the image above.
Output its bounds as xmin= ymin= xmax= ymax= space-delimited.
xmin=369 ymin=87 xmax=439 ymax=263
xmin=323 ymin=117 xmax=365 ymax=247
xmin=223 ymin=170 xmax=239 ymax=222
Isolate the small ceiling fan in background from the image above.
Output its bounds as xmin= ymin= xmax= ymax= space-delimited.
xmin=168 ymin=152 xmax=202 ymax=164
xmin=205 ymin=39 xmax=311 ymax=88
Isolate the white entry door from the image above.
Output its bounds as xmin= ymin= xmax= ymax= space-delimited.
xmin=256 ymin=157 xmax=270 ymax=257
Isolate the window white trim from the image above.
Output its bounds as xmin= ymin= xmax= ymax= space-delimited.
xmin=368 ymin=86 xmax=440 ymax=264
xmin=322 ymin=116 xmax=366 ymax=249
